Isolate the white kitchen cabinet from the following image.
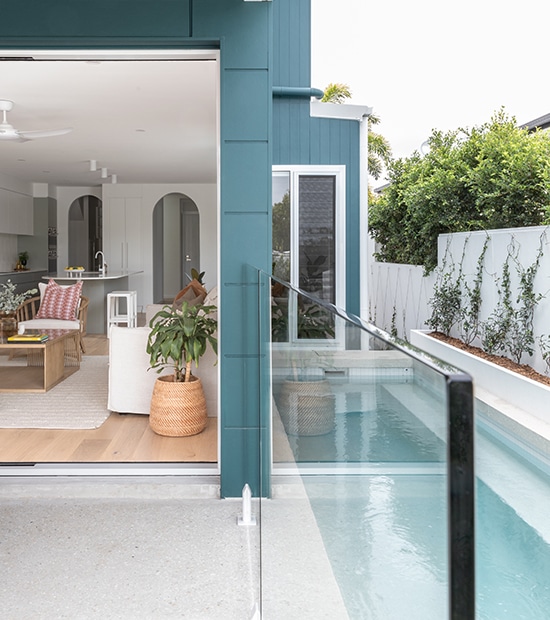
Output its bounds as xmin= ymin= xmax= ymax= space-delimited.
xmin=0 ymin=188 xmax=33 ymax=235
xmin=104 ymin=197 xmax=142 ymax=272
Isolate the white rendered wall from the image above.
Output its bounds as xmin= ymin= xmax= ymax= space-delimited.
xmin=370 ymin=226 xmax=550 ymax=374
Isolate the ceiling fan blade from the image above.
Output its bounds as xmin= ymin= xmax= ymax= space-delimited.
xmin=18 ymin=128 xmax=72 ymax=139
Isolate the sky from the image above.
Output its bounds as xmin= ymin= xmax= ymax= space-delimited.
xmin=311 ymin=0 xmax=550 ymax=166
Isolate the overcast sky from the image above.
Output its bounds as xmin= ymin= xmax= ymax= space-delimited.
xmin=311 ymin=0 xmax=550 ymax=163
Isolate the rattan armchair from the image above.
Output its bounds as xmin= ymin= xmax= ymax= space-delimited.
xmin=16 ymin=295 xmax=90 ymax=353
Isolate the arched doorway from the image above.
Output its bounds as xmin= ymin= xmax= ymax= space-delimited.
xmin=68 ymin=195 xmax=103 ymax=270
xmin=152 ymin=193 xmax=200 ymax=303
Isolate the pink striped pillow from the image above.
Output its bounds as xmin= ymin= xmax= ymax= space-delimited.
xmin=36 ymin=279 xmax=83 ymax=320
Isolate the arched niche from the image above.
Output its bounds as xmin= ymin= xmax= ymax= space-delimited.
xmin=152 ymin=193 xmax=200 ymax=303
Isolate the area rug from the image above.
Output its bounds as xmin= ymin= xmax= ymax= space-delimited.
xmin=0 ymin=356 xmax=110 ymax=429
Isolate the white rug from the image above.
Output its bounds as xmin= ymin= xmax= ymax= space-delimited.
xmin=0 ymin=356 xmax=110 ymax=429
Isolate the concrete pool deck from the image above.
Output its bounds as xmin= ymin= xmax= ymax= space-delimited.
xmin=0 ymin=476 xmax=348 ymax=619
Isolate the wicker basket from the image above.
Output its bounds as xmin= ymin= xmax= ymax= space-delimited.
xmin=149 ymin=374 xmax=207 ymax=437
xmin=278 ymin=379 xmax=335 ymax=436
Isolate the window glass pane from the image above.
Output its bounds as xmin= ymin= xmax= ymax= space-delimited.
xmin=298 ymin=175 xmax=336 ymax=340
xmin=272 ymin=172 xmax=291 ymax=282
xmin=298 ymin=175 xmax=335 ymax=302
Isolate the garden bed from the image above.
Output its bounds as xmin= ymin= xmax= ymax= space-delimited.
xmin=410 ymin=330 xmax=550 ymax=425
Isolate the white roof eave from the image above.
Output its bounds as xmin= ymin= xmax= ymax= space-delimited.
xmin=310 ymin=100 xmax=372 ymax=121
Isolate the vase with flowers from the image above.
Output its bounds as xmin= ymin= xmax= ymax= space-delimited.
xmin=0 ymin=279 xmax=37 ymax=336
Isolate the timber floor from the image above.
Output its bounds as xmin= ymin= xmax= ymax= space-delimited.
xmin=0 ymin=332 xmax=218 ymax=464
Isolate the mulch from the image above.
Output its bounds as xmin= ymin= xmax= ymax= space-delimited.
xmin=428 ymin=331 xmax=550 ymax=387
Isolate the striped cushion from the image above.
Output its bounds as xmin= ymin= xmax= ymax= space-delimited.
xmin=35 ymin=279 xmax=83 ymax=321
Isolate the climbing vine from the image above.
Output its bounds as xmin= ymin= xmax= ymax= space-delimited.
xmin=427 ymin=231 xmax=547 ymax=366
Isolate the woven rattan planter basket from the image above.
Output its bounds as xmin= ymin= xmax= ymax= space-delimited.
xmin=279 ymin=379 xmax=335 ymax=436
xmin=149 ymin=374 xmax=207 ymax=437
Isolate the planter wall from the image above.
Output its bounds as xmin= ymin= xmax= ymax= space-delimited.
xmin=411 ymin=329 xmax=550 ymax=425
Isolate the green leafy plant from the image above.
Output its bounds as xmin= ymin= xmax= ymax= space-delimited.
xmin=369 ymin=110 xmax=550 ymax=273
xmin=538 ymin=334 xmax=550 ymax=375
xmin=147 ymin=301 xmax=217 ymax=383
xmin=426 ymin=240 xmax=464 ymax=336
xmin=505 ymin=238 xmax=545 ymax=363
xmin=0 ymin=279 xmax=37 ymax=313
xmin=480 ymin=236 xmax=545 ymax=362
xmin=459 ymin=237 xmax=489 ymax=345
xmin=190 ymin=268 xmax=205 ymax=285
xmin=480 ymin=251 xmax=514 ymax=356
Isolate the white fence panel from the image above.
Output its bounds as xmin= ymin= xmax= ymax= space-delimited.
xmin=368 ymin=262 xmax=436 ymax=339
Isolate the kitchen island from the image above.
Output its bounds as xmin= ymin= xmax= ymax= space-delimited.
xmin=44 ymin=271 xmax=143 ymax=334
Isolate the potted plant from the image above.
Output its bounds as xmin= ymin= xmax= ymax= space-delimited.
xmin=0 ymin=279 xmax=37 ymax=336
xmin=146 ymin=300 xmax=217 ymax=436
xmin=17 ymin=251 xmax=29 ymax=269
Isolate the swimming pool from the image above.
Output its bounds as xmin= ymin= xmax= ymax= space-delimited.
xmin=275 ymin=377 xmax=550 ymax=619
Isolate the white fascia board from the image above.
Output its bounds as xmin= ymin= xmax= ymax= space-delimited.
xmin=310 ymin=100 xmax=372 ymax=121
xmin=0 ymin=49 xmax=218 ymax=61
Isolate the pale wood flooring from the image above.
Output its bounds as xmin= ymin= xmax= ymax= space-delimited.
xmin=0 ymin=332 xmax=218 ymax=464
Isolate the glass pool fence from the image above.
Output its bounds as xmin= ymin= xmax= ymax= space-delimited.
xmin=257 ymin=273 xmax=475 ymax=620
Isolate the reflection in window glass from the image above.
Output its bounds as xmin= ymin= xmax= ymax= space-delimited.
xmin=272 ymin=169 xmax=339 ymax=342
xmin=272 ymin=172 xmax=291 ymax=282
xmin=298 ymin=175 xmax=335 ymax=303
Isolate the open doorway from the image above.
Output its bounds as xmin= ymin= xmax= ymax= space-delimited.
xmin=152 ymin=193 xmax=200 ymax=304
xmin=0 ymin=50 xmax=219 ymax=471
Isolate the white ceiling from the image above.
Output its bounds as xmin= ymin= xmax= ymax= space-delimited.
xmin=0 ymin=53 xmax=218 ymax=187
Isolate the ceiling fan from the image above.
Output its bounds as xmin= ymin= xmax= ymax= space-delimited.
xmin=0 ymin=99 xmax=72 ymax=142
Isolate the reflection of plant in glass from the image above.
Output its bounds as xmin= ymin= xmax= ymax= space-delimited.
xmin=299 ymin=252 xmax=327 ymax=293
xmin=271 ymin=292 xmax=335 ymax=342
xmin=272 ymin=191 xmax=290 ymax=253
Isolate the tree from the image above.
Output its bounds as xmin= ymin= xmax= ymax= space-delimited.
xmin=322 ymin=83 xmax=392 ymax=180
xmin=369 ymin=109 xmax=550 ymax=273
xmin=321 ymin=82 xmax=352 ymax=104
xmin=367 ymin=113 xmax=392 ymax=180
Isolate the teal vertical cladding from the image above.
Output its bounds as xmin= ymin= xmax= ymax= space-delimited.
xmin=2 ymin=0 xmax=273 ymax=499
xmin=224 ymin=142 xmax=270 ymax=213
xmin=223 ymin=70 xmax=270 ymax=141
xmin=221 ymin=214 xmax=270 ymax=283
xmin=273 ymin=98 xmax=362 ymax=315
xmin=195 ymin=0 xmax=273 ymax=497
xmin=0 ymin=0 xmax=191 ymax=38
xmin=193 ymin=0 xmax=269 ymax=68
xmin=220 ymin=428 xmax=262 ymax=497
xmin=273 ymin=0 xmax=311 ymax=87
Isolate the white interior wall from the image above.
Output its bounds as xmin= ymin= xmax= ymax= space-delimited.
xmin=101 ymin=182 xmax=217 ymax=308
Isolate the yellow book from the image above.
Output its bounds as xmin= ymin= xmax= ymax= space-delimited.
xmin=7 ymin=333 xmax=49 ymax=343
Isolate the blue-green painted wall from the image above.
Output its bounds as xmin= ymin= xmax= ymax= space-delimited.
xmin=1 ymin=0 xmax=272 ymax=498
xmin=273 ymin=0 xmax=362 ymax=315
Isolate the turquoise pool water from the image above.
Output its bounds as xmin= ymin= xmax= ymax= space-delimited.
xmin=282 ymin=380 xmax=550 ymax=619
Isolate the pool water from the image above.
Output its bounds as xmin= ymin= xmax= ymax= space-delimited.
xmin=287 ymin=380 xmax=550 ymax=619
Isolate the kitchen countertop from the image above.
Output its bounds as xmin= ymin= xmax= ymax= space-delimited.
xmin=0 ymin=269 xmax=47 ymax=275
xmin=45 ymin=270 xmax=143 ymax=281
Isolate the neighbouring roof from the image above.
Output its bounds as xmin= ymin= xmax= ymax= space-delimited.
xmin=520 ymin=113 xmax=550 ymax=131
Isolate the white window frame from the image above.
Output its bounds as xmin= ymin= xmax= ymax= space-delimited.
xmin=273 ymin=164 xmax=346 ymax=347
